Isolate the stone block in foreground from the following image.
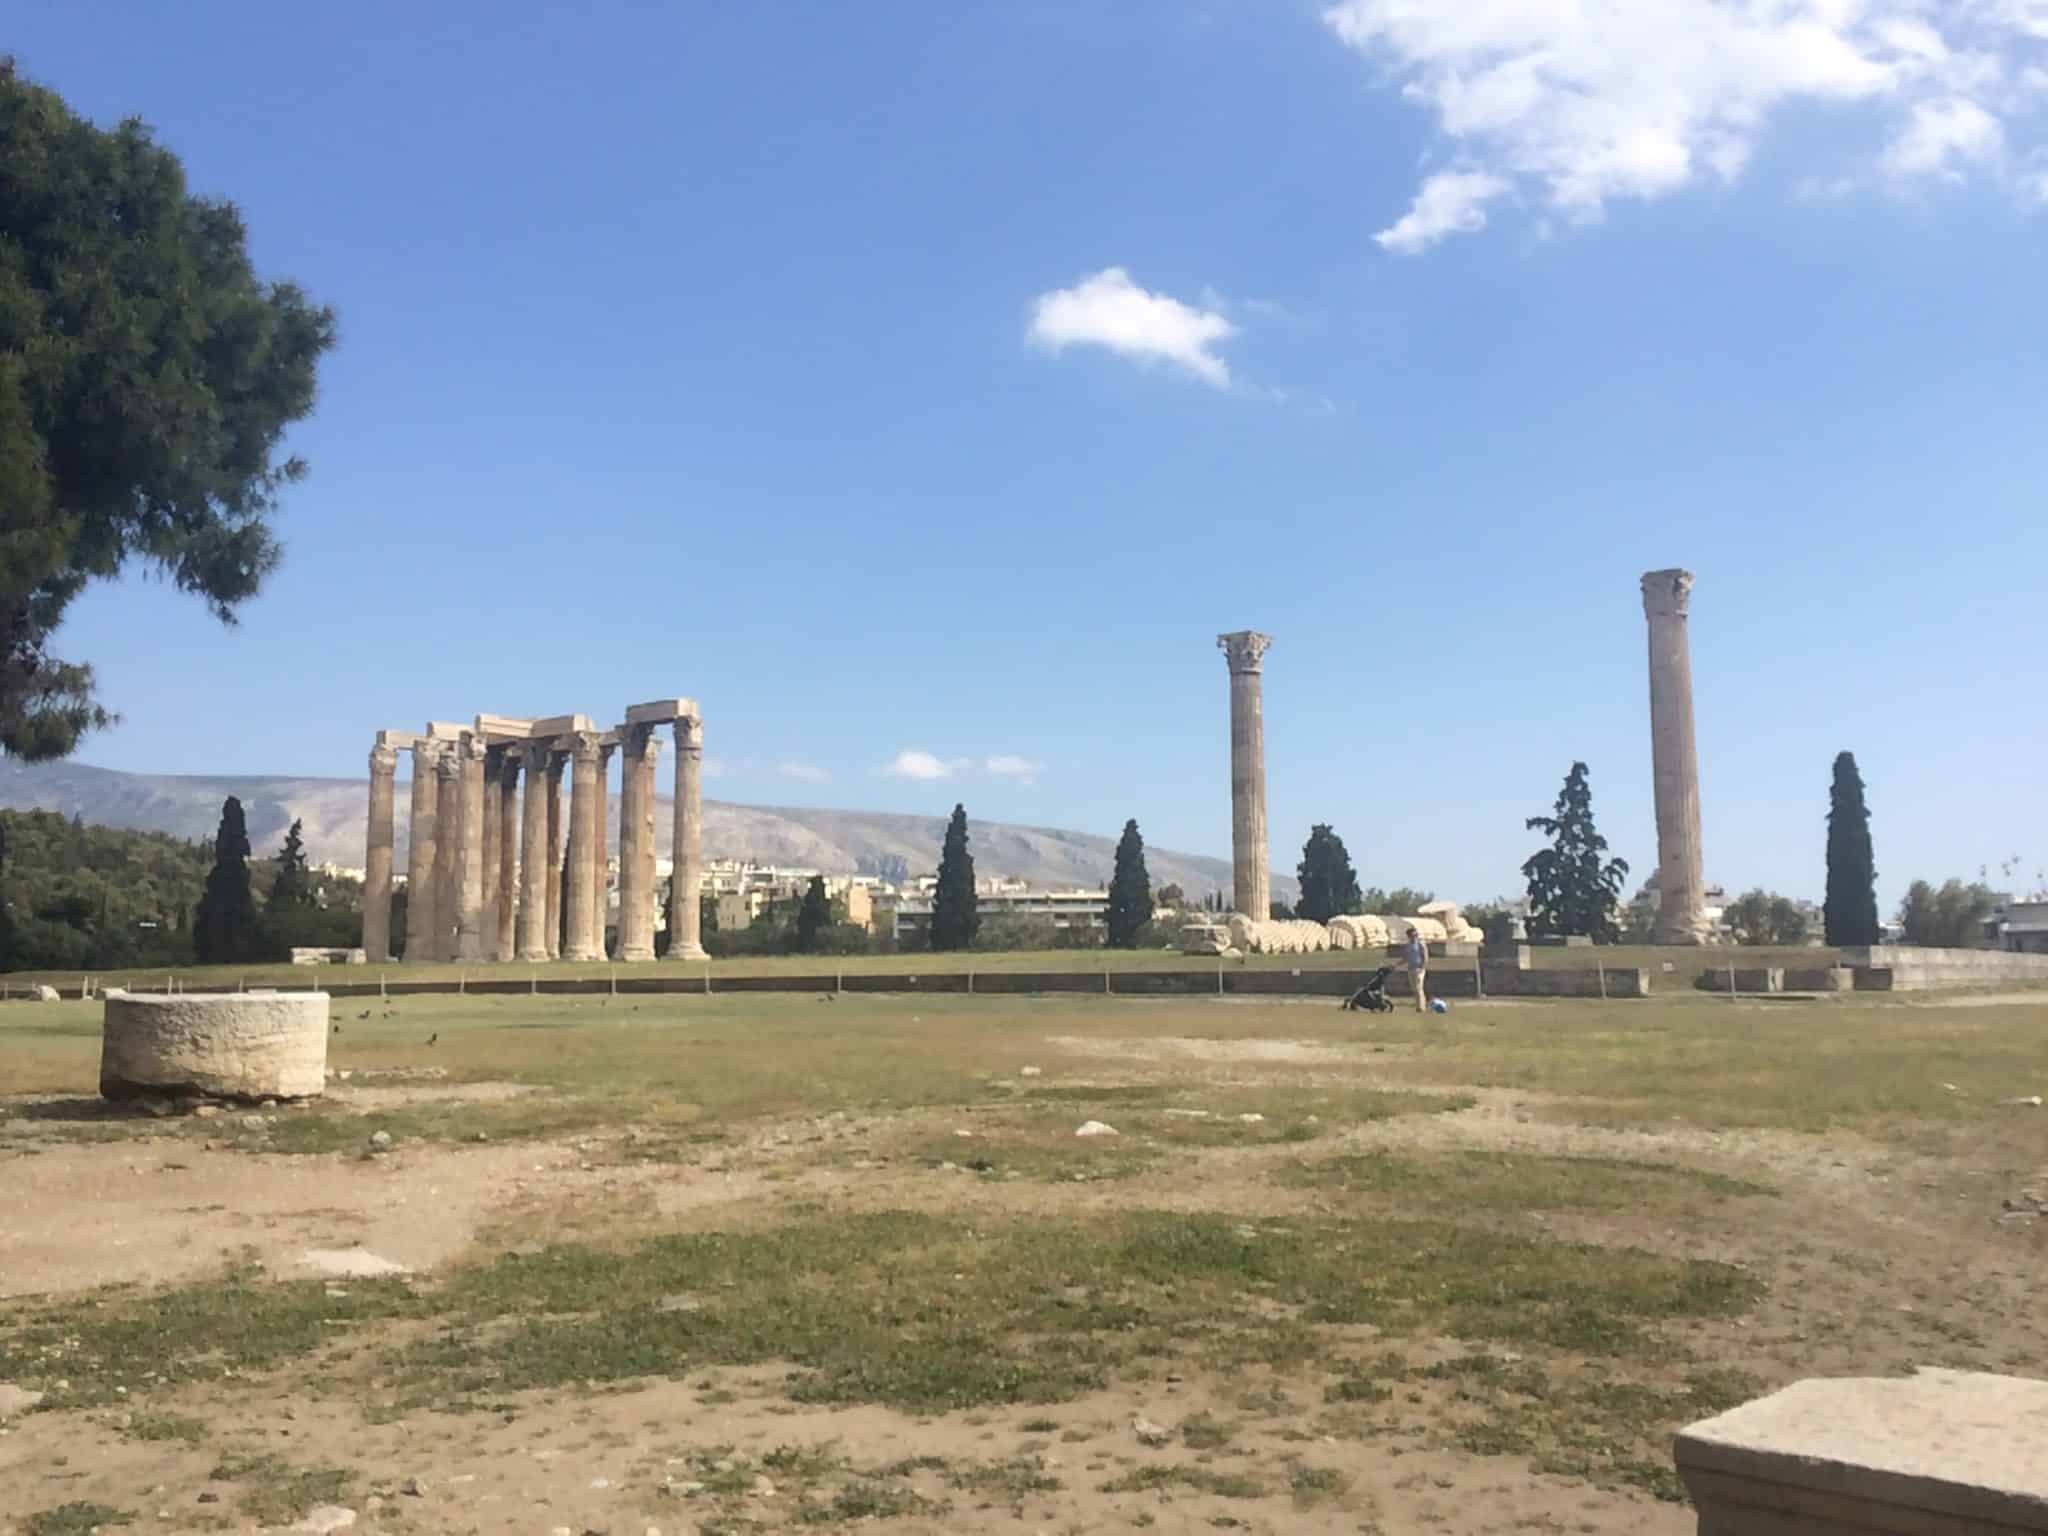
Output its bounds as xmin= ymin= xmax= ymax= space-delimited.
xmin=100 ymin=991 xmax=329 ymax=1101
xmin=1675 ymin=1368 xmax=2048 ymax=1534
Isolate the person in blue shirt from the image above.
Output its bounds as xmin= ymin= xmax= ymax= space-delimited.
xmin=1402 ymin=925 xmax=1430 ymax=1014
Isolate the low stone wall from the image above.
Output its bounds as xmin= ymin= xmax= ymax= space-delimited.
xmin=1784 ymin=966 xmax=1855 ymax=993
xmin=1697 ymin=968 xmax=1785 ymax=994
xmin=1675 ymin=1368 xmax=2048 ymax=1534
xmin=100 ymin=991 xmax=329 ymax=1101
xmin=1838 ymin=945 xmax=2048 ymax=992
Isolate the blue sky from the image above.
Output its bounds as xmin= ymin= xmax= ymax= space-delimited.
xmin=15 ymin=0 xmax=2048 ymax=910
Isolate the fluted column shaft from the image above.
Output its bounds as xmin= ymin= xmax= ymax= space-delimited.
xmin=594 ymin=745 xmax=613 ymax=957
xmin=1642 ymin=570 xmax=1712 ymax=944
xmin=617 ymin=726 xmax=657 ymax=962
xmin=481 ymin=748 xmax=502 ymax=937
xmin=494 ymin=754 xmax=521 ymax=962
xmin=404 ymin=743 xmax=440 ymax=961
xmin=670 ymin=715 xmax=707 ymax=961
xmin=363 ymin=743 xmax=398 ymax=962
xmin=432 ymin=751 xmax=461 ymax=962
xmin=1218 ymin=632 xmax=1273 ymax=920
xmin=455 ymin=737 xmax=486 ymax=962
xmin=516 ymin=740 xmax=553 ymax=962
xmin=564 ymin=733 xmax=601 ymax=962
xmin=544 ymin=753 xmax=565 ymax=959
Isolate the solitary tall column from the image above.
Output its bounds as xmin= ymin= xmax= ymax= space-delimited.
xmin=670 ymin=714 xmax=708 ymax=961
xmin=516 ymin=740 xmax=553 ymax=962
xmin=481 ymin=747 xmax=502 ymax=936
xmin=1642 ymin=570 xmax=1712 ymax=944
xmin=404 ymin=742 xmax=439 ymax=961
xmin=544 ymin=752 xmax=565 ymax=959
xmin=563 ymin=732 xmax=601 ymax=961
xmin=1217 ymin=631 xmax=1274 ymax=920
xmin=433 ymin=749 xmax=462 ymax=962
xmin=617 ymin=725 xmax=656 ymax=962
xmin=494 ymin=753 xmax=521 ymax=962
xmin=593 ymin=744 xmax=613 ymax=957
xmin=455 ymin=736 xmax=486 ymax=962
xmin=363 ymin=740 xmax=398 ymax=962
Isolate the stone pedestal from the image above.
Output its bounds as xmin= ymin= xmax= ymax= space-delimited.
xmin=563 ymin=732 xmax=601 ymax=962
xmin=455 ymin=736 xmax=486 ymax=962
xmin=403 ymin=742 xmax=440 ymax=962
xmin=1642 ymin=570 xmax=1712 ymax=944
xmin=494 ymin=753 xmax=521 ymax=962
xmin=516 ymin=740 xmax=552 ymax=962
xmin=102 ymin=991 xmax=330 ymax=1102
xmin=1676 ymin=1368 xmax=2048 ymax=1534
xmin=670 ymin=715 xmax=708 ymax=961
xmin=1217 ymin=631 xmax=1273 ymax=921
xmin=363 ymin=742 xmax=398 ymax=962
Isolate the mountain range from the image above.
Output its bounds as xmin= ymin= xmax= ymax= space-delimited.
xmin=0 ymin=758 xmax=1292 ymax=902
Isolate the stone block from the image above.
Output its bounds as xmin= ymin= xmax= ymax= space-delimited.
xmin=1562 ymin=935 xmax=1594 ymax=948
xmin=1784 ymin=966 xmax=1855 ymax=993
xmin=1853 ymin=967 xmax=1896 ymax=992
xmin=101 ymin=991 xmax=329 ymax=1101
xmin=1698 ymin=967 xmax=1786 ymax=994
xmin=624 ymin=697 xmax=701 ymax=725
xmin=1675 ymin=1368 xmax=2048 ymax=1535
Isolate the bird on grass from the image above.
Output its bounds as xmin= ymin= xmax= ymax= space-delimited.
xmin=426 ymin=1032 xmax=438 ymax=1047
xmin=357 ymin=1010 xmax=370 ymax=1020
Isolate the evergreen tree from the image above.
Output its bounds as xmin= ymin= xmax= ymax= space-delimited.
xmin=1104 ymin=819 xmax=1153 ymax=948
xmin=1823 ymin=751 xmax=1879 ymax=947
xmin=194 ymin=796 xmax=258 ymax=963
xmin=269 ymin=819 xmax=313 ymax=910
xmin=930 ymin=804 xmax=979 ymax=951
xmin=796 ymin=875 xmax=832 ymax=953
xmin=1521 ymin=762 xmax=1629 ymax=942
xmin=1295 ymin=824 xmax=1363 ymax=923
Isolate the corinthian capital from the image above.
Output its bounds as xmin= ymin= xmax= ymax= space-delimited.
xmin=1217 ymin=631 xmax=1274 ymax=674
xmin=1640 ymin=569 xmax=1695 ymax=619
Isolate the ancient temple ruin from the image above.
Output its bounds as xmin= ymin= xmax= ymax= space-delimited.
xmin=360 ymin=700 xmax=705 ymax=964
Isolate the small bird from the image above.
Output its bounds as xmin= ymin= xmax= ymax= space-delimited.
xmin=331 ymin=1023 xmax=342 ymax=1035
xmin=357 ymin=1010 xmax=370 ymax=1020
xmin=426 ymin=1032 xmax=438 ymax=1046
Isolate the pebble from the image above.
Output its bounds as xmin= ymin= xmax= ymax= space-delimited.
xmin=752 ymin=1474 xmax=777 ymax=1497
xmin=589 ymin=1477 xmax=611 ymax=1490
xmin=368 ymin=1131 xmax=393 ymax=1151
xmin=1237 ymin=1112 xmax=1265 ymax=1124
xmin=402 ymin=1475 xmax=426 ymax=1496
xmin=1020 ymin=1066 xmax=1043 ymax=1077
xmin=1133 ymin=1416 xmax=1170 ymax=1447
xmin=1075 ymin=1121 xmax=1119 ymax=1138
xmin=293 ymin=1505 xmax=357 ymax=1533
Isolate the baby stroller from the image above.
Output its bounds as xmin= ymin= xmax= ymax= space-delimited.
xmin=1340 ymin=966 xmax=1396 ymax=1013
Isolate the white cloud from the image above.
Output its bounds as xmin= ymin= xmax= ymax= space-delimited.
xmin=777 ymin=760 xmax=830 ymax=784
xmin=984 ymin=754 xmax=1044 ymax=785
xmin=1375 ymin=170 xmax=1510 ymax=253
xmin=1028 ymin=267 xmax=1237 ymax=387
xmin=1885 ymin=96 xmax=2006 ymax=176
xmin=884 ymin=749 xmax=954 ymax=781
xmin=1322 ymin=0 xmax=2048 ymax=249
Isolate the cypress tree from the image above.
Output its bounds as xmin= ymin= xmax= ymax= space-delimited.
xmin=930 ymin=804 xmax=979 ymax=951
xmin=1823 ymin=751 xmax=1879 ymax=947
xmin=1295 ymin=824 xmax=1363 ymax=924
xmin=269 ymin=819 xmax=313 ymax=910
xmin=1104 ymin=819 xmax=1153 ymax=949
xmin=194 ymin=796 xmax=258 ymax=964
xmin=1521 ymin=762 xmax=1629 ymax=942
xmin=796 ymin=875 xmax=832 ymax=953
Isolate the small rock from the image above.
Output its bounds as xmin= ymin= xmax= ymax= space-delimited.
xmin=1075 ymin=1121 xmax=1119 ymax=1138
xmin=192 ymin=1104 xmax=221 ymax=1120
xmin=243 ymin=1115 xmax=269 ymax=1131
xmin=751 ymin=1474 xmax=777 ymax=1497
xmin=549 ymin=1527 xmax=573 ymax=1536
xmin=1237 ymin=1112 xmax=1265 ymax=1124
xmin=656 ymin=1294 xmax=702 ymax=1314
xmin=589 ymin=1476 xmax=611 ymax=1489
xmin=670 ymin=1479 xmax=706 ymax=1496
xmin=954 ymin=1129 xmax=975 ymax=1138
xmin=368 ymin=1130 xmax=393 ymax=1151
xmin=2000 ymin=1095 xmax=2044 ymax=1108
xmin=1133 ymin=1416 xmax=1170 ymax=1447
xmin=294 ymin=1506 xmax=357 ymax=1534
xmin=1020 ymin=1066 xmax=1043 ymax=1077
xmin=401 ymin=1475 xmax=426 ymax=1496
xmin=197 ymin=1491 xmax=219 ymax=1504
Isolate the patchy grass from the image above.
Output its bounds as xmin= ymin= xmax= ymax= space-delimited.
xmin=1280 ymin=1150 xmax=1776 ymax=1209
xmin=123 ymin=1409 xmax=208 ymax=1443
xmin=209 ymin=1451 xmax=355 ymax=1524
xmin=1179 ymin=1411 xmax=1237 ymax=1449
xmin=1101 ymin=1463 xmax=1266 ymax=1499
xmin=1289 ymin=1463 xmax=1349 ymax=1508
xmin=24 ymin=1506 xmax=132 ymax=1536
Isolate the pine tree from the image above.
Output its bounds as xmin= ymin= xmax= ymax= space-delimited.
xmin=194 ymin=796 xmax=258 ymax=964
xmin=796 ymin=875 xmax=832 ymax=953
xmin=1104 ymin=819 xmax=1153 ymax=949
xmin=269 ymin=819 xmax=313 ymax=910
xmin=1521 ymin=763 xmax=1629 ymax=942
xmin=1295 ymin=824 xmax=1363 ymax=923
xmin=1823 ymin=751 xmax=1879 ymax=947
xmin=930 ymin=804 xmax=979 ymax=951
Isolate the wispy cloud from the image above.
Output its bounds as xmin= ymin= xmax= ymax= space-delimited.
xmin=1322 ymin=0 xmax=2048 ymax=251
xmin=883 ymin=749 xmax=956 ymax=781
xmin=984 ymin=754 xmax=1044 ymax=785
xmin=700 ymin=755 xmax=731 ymax=781
xmin=777 ymin=760 xmax=830 ymax=784
xmin=1027 ymin=267 xmax=1237 ymax=387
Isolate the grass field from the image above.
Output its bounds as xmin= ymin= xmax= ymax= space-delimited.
xmin=1 ymin=988 xmax=2042 ymax=1534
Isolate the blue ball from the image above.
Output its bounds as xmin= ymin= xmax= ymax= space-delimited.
xmin=1430 ymin=998 xmax=1449 ymax=1015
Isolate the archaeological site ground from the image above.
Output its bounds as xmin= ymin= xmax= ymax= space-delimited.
xmin=2 ymin=984 xmax=2043 ymax=1535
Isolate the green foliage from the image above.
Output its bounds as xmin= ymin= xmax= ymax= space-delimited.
xmin=267 ymin=819 xmax=312 ymax=911
xmin=1295 ymin=823 xmax=1362 ymax=923
xmin=193 ymin=797 xmax=258 ymax=964
xmin=1269 ymin=900 xmax=1295 ymax=919
xmin=1723 ymin=889 xmax=1810 ymax=946
xmin=796 ymin=874 xmax=832 ymax=953
xmin=930 ymin=804 xmax=978 ymax=952
xmin=1155 ymin=882 xmax=1185 ymax=909
xmin=1896 ymin=878 xmax=1996 ymax=948
xmin=1104 ymin=819 xmax=1153 ymax=949
xmin=1522 ymin=763 xmax=1628 ymax=942
xmin=0 ymin=61 xmax=337 ymax=760
xmin=1823 ymin=751 xmax=1879 ymax=946
xmin=1359 ymin=885 xmax=1437 ymax=918
xmin=0 ymin=807 xmax=212 ymax=970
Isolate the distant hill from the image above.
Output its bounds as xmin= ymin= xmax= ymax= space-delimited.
xmin=0 ymin=759 xmax=1291 ymax=903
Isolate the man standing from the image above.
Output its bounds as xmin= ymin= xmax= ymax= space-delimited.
xmin=1403 ymin=925 xmax=1430 ymax=1014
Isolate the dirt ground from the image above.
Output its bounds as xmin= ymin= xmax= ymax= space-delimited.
xmin=2 ymin=993 xmax=2044 ymax=1535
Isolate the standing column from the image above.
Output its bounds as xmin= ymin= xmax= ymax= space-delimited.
xmin=593 ymin=744 xmax=614 ymax=957
xmin=1642 ymin=570 xmax=1712 ymax=944
xmin=640 ymin=732 xmax=663 ymax=953
xmin=363 ymin=740 xmax=398 ymax=962
xmin=544 ymin=751 xmax=565 ymax=959
xmin=563 ymin=732 xmax=601 ymax=961
xmin=432 ymin=749 xmax=461 ymax=962
xmin=404 ymin=742 xmax=440 ymax=961
xmin=1217 ymin=631 xmax=1273 ymax=920
xmin=455 ymin=736 xmax=486 ymax=962
xmin=516 ymin=740 xmax=552 ymax=962
xmin=494 ymin=752 xmax=521 ymax=962
xmin=670 ymin=714 xmax=708 ymax=961
xmin=617 ymin=725 xmax=655 ymax=961
xmin=481 ymin=747 xmax=502 ymax=940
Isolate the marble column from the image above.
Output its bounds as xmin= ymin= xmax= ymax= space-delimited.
xmin=363 ymin=740 xmax=398 ymax=962
xmin=640 ymin=732 xmax=662 ymax=954
xmin=1217 ymin=631 xmax=1273 ymax=921
xmin=455 ymin=735 xmax=486 ymax=963
xmin=432 ymin=749 xmax=461 ymax=962
xmin=563 ymin=732 xmax=601 ymax=961
xmin=669 ymin=715 xmax=708 ymax=961
xmin=494 ymin=752 xmax=521 ymax=962
xmin=593 ymin=744 xmax=613 ymax=957
xmin=516 ymin=740 xmax=552 ymax=962
xmin=1642 ymin=570 xmax=1713 ymax=944
xmin=617 ymin=725 xmax=657 ymax=962
xmin=403 ymin=742 xmax=439 ymax=961
xmin=481 ymin=747 xmax=502 ymax=938
xmin=544 ymin=750 xmax=565 ymax=959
